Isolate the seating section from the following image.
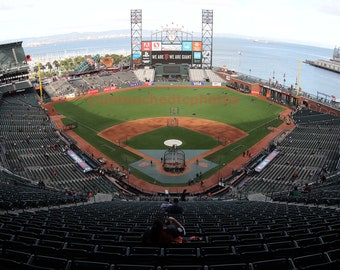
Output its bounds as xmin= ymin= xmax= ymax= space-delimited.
xmin=0 ymin=89 xmax=122 ymax=197
xmin=188 ymin=69 xmax=226 ymax=83
xmin=204 ymin=70 xmax=226 ymax=83
xmin=0 ymin=200 xmax=339 ymax=269
xmin=189 ymin=69 xmax=206 ymax=82
xmin=44 ymin=71 xmax=140 ymax=97
xmin=241 ymin=110 xmax=340 ymax=196
xmin=134 ymin=68 xmax=155 ymax=82
xmin=0 ymin=179 xmax=87 ymax=211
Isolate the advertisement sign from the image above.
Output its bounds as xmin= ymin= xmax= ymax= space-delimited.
xmin=193 ymin=51 xmax=202 ymax=64
xmin=152 ymin=42 xmax=162 ymax=51
xmin=182 ymin=41 xmax=192 ymax=51
xmin=66 ymin=150 xmax=92 ymax=173
xmin=103 ymin=86 xmax=117 ymax=92
xmin=255 ymin=149 xmax=280 ymax=173
xmin=192 ymin=41 xmax=202 ymax=51
xmin=151 ymin=51 xmax=192 ymax=64
xmin=161 ymin=44 xmax=182 ymax=51
xmin=87 ymin=89 xmax=99 ymax=95
xmin=142 ymin=51 xmax=151 ymax=64
xmin=142 ymin=41 xmax=152 ymax=51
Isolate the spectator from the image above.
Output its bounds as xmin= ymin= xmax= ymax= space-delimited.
xmin=180 ymin=189 xmax=187 ymax=202
xmin=160 ymin=198 xmax=172 ymax=210
xmin=38 ymin=180 xmax=46 ymax=189
xmin=166 ymin=198 xmax=184 ymax=214
xmin=290 ymin=186 xmax=300 ymax=196
xmin=141 ymin=217 xmax=185 ymax=244
xmin=303 ymin=183 xmax=312 ymax=193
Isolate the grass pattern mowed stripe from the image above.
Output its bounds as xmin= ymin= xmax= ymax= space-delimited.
xmin=54 ymin=87 xmax=283 ymax=132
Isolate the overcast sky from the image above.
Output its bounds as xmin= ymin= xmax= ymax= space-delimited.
xmin=0 ymin=0 xmax=339 ymax=48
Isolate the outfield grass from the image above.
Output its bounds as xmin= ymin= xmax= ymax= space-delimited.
xmin=127 ymin=126 xmax=220 ymax=149
xmin=55 ymin=86 xmax=285 ymax=183
xmin=55 ymin=87 xmax=283 ymax=132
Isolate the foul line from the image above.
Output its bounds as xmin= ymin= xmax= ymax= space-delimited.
xmin=231 ymin=144 xmax=245 ymax=152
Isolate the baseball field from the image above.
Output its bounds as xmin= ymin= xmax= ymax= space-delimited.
xmin=53 ymin=86 xmax=284 ymax=185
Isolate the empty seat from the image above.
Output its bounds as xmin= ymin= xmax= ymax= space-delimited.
xmin=60 ymin=246 xmax=91 ymax=260
xmin=127 ymin=246 xmax=162 ymax=265
xmin=2 ymin=239 xmax=31 ymax=252
xmin=208 ymin=263 xmax=248 ymax=270
xmin=235 ymin=243 xmax=271 ymax=262
xmin=92 ymin=244 xmax=128 ymax=264
xmin=129 ymin=246 xmax=162 ymax=256
xmin=163 ymin=247 xmax=200 ymax=265
xmin=91 ymin=233 xmax=120 ymax=245
xmin=113 ymin=264 xmax=157 ymax=270
xmin=235 ymin=233 xmax=264 ymax=244
xmin=207 ymin=234 xmax=237 ymax=245
xmin=70 ymin=259 xmax=111 ymax=270
xmin=30 ymin=243 xmax=60 ymax=257
xmin=251 ymin=258 xmax=295 ymax=270
xmin=0 ymin=257 xmax=22 ymax=270
xmin=234 ymin=243 xmax=268 ymax=254
xmin=293 ymin=253 xmax=330 ymax=269
xmin=327 ymin=248 xmax=340 ymax=262
xmin=64 ymin=242 xmax=95 ymax=253
xmin=162 ymin=265 xmax=205 ymax=270
xmin=200 ymin=245 xmax=235 ymax=256
xmin=0 ymin=248 xmax=32 ymax=264
xmin=0 ymin=232 xmax=14 ymax=248
xmin=26 ymin=254 xmax=70 ymax=270
xmin=201 ymin=253 xmax=240 ymax=266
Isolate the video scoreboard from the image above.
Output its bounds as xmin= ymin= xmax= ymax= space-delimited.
xmin=133 ymin=41 xmax=202 ymax=66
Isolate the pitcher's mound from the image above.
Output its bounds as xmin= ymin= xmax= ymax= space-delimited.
xmin=164 ymin=139 xmax=183 ymax=147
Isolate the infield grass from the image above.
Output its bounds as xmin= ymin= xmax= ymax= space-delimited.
xmin=126 ymin=126 xmax=220 ymax=149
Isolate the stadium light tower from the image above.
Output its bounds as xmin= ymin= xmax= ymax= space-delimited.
xmin=202 ymin=9 xmax=213 ymax=69
xmin=130 ymin=9 xmax=142 ymax=68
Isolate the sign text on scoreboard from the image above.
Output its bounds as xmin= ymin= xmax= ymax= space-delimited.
xmin=140 ymin=40 xmax=203 ymax=65
xmin=151 ymin=51 xmax=192 ymax=65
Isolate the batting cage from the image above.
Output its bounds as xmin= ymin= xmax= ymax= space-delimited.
xmin=162 ymin=146 xmax=186 ymax=173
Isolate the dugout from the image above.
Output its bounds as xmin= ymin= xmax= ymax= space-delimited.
xmin=154 ymin=64 xmax=189 ymax=82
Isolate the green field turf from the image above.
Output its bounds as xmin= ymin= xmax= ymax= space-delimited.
xmin=54 ymin=86 xmax=284 ymax=182
xmin=126 ymin=126 xmax=220 ymax=149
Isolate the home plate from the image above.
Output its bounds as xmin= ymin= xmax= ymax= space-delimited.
xmin=164 ymin=139 xmax=183 ymax=147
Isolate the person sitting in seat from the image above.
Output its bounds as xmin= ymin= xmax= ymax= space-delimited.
xmin=141 ymin=217 xmax=185 ymax=244
xmin=160 ymin=198 xmax=172 ymax=210
xmin=165 ymin=198 xmax=184 ymax=215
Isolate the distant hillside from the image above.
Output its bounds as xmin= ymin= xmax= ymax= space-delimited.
xmin=3 ymin=30 xmax=250 ymax=49
xmin=12 ymin=30 xmax=132 ymax=48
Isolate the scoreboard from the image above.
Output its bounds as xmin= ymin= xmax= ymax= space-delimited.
xmin=134 ymin=41 xmax=202 ymax=66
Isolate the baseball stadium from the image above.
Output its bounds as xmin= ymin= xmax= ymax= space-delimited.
xmin=0 ymin=9 xmax=340 ymax=270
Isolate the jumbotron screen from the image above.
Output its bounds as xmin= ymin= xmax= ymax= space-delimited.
xmin=137 ymin=41 xmax=202 ymax=65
